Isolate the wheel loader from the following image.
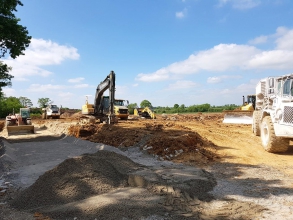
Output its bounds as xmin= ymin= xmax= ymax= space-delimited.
xmin=5 ymin=108 xmax=34 ymax=135
xmin=114 ymin=99 xmax=129 ymax=120
xmin=252 ymin=73 xmax=293 ymax=153
xmin=222 ymin=95 xmax=256 ymax=124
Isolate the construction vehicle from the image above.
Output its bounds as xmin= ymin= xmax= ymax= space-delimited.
xmin=81 ymin=70 xmax=116 ymax=124
xmin=114 ymin=99 xmax=129 ymax=120
xmin=252 ymin=73 xmax=293 ymax=153
xmin=42 ymin=104 xmax=61 ymax=119
xmin=222 ymin=95 xmax=256 ymax=124
xmin=134 ymin=106 xmax=156 ymax=119
xmin=5 ymin=108 xmax=34 ymax=135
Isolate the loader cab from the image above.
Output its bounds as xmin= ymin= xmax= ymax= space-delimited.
xmin=283 ymin=78 xmax=293 ymax=96
xmin=20 ymin=108 xmax=30 ymax=119
xmin=277 ymin=76 xmax=293 ymax=97
xmin=114 ymin=99 xmax=129 ymax=107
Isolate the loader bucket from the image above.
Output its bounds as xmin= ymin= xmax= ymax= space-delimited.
xmin=222 ymin=111 xmax=253 ymax=124
xmin=7 ymin=125 xmax=35 ymax=135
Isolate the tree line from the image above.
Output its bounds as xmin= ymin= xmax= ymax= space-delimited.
xmin=127 ymin=99 xmax=239 ymax=114
xmin=0 ymin=96 xmax=58 ymax=118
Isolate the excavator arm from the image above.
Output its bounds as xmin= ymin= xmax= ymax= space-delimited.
xmin=94 ymin=71 xmax=116 ymax=116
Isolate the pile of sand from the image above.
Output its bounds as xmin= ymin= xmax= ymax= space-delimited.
xmin=11 ymin=151 xmax=141 ymax=210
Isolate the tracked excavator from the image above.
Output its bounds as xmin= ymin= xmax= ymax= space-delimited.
xmin=222 ymin=95 xmax=256 ymax=124
xmin=134 ymin=107 xmax=156 ymax=119
xmin=81 ymin=71 xmax=116 ymax=124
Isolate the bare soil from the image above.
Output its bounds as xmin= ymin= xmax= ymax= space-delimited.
xmin=1 ymin=112 xmax=293 ymax=219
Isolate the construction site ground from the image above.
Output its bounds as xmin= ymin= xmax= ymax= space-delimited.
xmin=1 ymin=112 xmax=293 ymax=219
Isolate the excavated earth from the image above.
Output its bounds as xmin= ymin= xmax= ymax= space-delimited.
xmin=1 ymin=112 xmax=293 ymax=219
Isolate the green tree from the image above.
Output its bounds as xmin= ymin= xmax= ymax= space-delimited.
xmin=0 ymin=96 xmax=22 ymax=117
xmin=0 ymin=0 xmax=31 ymax=97
xmin=0 ymin=61 xmax=13 ymax=95
xmin=37 ymin=98 xmax=51 ymax=108
xmin=173 ymin=104 xmax=179 ymax=108
xmin=140 ymin=100 xmax=152 ymax=108
xmin=127 ymin=102 xmax=138 ymax=114
xmin=19 ymin=96 xmax=33 ymax=107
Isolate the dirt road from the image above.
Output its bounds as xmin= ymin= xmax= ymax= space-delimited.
xmin=1 ymin=113 xmax=293 ymax=219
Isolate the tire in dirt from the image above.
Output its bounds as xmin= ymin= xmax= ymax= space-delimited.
xmin=252 ymin=110 xmax=261 ymax=136
xmin=260 ymin=116 xmax=289 ymax=153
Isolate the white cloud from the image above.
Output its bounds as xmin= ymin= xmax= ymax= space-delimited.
xmin=3 ymin=38 xmax=80 ymax=80
xmin=115 ymin=85 xmax=129 ymax=97
xmin=58 ymin=92 xmax=74 ymax=98
xmin=68 ymin=77 xmax=85 ymax=83
xmin=136 ymin=44 xmax=259 ymax=82
xmin=248 ymin=50 xmax=293 ymax=69
xmin=176 ymin=8 xmax=187 ymax=18
xmin=27 ymin=84 xmax=63 ymax=92
xmin=218 ymin=0 xmax=261 ymax=9
xmin=73 ymin=84 xmax=89 ymax=88
xmin=248 ymin=35 xmax=268 ymax=45
xmin=165 ymin=80 xmax=198 ymax=90
xmin=207 ymin=75 xmax=242 ymax=84
xmin=136 ymin=68 xmax=170 ymax=82
xmin=136 ymin=27 xmax=293 ymax=82
xmin=132 ymin=83 xmax=139 ymax=87
xmin=2 ymin=88 xmax=16 ymax=96
xmin=219 ymin=79 xmax=258 ymax=95
xmin=275 ymin=27 xmax=293 ymax=50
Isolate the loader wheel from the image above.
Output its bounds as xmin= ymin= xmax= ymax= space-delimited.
xmin=252 ymin=111 xmax=261 ymax=136
xmin=26 ymin=120 xmax=32 ymax=125
xmin=260 ymin=116 xmax=289 ymax=153
xmin=42 ymin=113 xmax=46 ymax=119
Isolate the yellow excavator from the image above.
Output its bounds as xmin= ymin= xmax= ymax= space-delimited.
xmin=134 ymin=107 xmax=156 ymax=119
xmin=81 ymin=71 xmax=116 ymax=124
xmin=222 ymin=95 xmax=255 ymax=124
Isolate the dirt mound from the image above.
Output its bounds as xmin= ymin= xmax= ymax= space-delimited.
xmin=0 ymin=121 xmax=4 ymax=132
xmin=11 ymin=151 xmax=141 ymax=210
xmin=60 ymin=110 xmax=81 ymax=119
xmin=68 ymin=123 xmax=147 ymax=147
xmin=68 ymin=121 xmax=218 ymax=166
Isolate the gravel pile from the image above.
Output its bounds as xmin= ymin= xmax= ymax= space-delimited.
xmin=11 ymin=151 xmax=141 ymax=210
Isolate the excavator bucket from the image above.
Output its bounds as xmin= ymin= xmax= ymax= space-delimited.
xmin=222 ymin=111 xmax=253 ymax=124
xmin=6 ymin=125 xmax=35 ymax=136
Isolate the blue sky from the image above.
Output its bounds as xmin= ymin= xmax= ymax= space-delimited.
xmin=2 ymin=0 xmax=293 ymax=108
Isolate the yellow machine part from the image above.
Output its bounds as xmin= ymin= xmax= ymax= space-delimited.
xmin=134 ymin=107 xmax=156 ymax=119
xmin=223 ymin=103 xmax=254 ymax=124
xmin=82 ymin=103 xmax=94 ymax=115
xmin=6 ymin=125 xmax=35 ymax=135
